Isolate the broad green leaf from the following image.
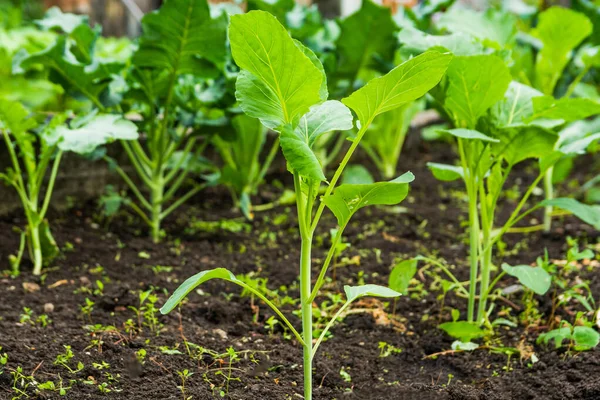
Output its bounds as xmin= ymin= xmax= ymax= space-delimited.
xmin=427 ymin=162 xmax=463 ymax=181
xmin=342 ymin=51 xmax=452 ymax=126
xmin=279 ymin=101 xmax=353 ymax=181
xmin=36 ymin=7 xmax=88 ymax=33
xmin=438 ymin=7 xmax=517 ymax=48
xmin=530 ymin=97 xmax=600 ymax=123
xmin=52 ymin=115 xmax=139 ymax=154
xmin=532 ymin=7 xmax=593 ymax=95
xmin=539 ymin=198 xmax=600 ymax=229
xmin=297 ymin=101 xmax=354 ymax=147
xmin=14 ymin=36 xmax=112 ymax=103
xmin=279 ymin=124 xmax=325 ymax=181
xmin=388 ymin=259 xmax=418 ymax=294
xmin=294 ymin=40 xmax=328 ymax=101
xmin=230 ymin=10 xmax=323 ymax=129
xmin=537 ymin=327 xmax=572 ymax=349
xmin=336 ymin=0 xmax=397 ymax=78
xmin=572 ymin=327 xmax=600 ymax=351
xmin=0 ymin=100 xmax=37 ymax=134
xmin=494 ymin=127 xmax=557 ymax=166
xmin=341 ymin=165 xmax=374 ymax=185
xmin=443 ymin=55 xmax=511 ymax=129
xmin=439 ymin=321 xmax=486 ymax=342
xmin=161 ymin=268 xmax=238 ymax=314
xmin=438 ymin=128 xmax=499 ymax=142
xmin=557 ymin=117 xmax=600 ymax=149
xmin=501 ymin=263 xmax=551 ymax=295
xmin=133 ymin=0 xmax=227 ymax=77
xmin=399 ymin=28 xmax=485 ymax=56
xmin=344 ymin=284 xmax=400 ymax=302
xmin=559 ymin=133 xmax=600 ymax=155
xmin=489 ymin=81 xmax=544 ymax=129
xmin=324 ymin=172 xmax=414 ymax=227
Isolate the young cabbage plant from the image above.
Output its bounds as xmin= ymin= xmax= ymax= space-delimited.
xmin=212 ymin=114 xmax=276 ymax=219
xmin=0 ymin=100 xmax=137 ymax=275
xmin=360 ymin=100 xmax=424 ymax=179
xmin=15 ymin=2 xmax=228 ymax=242
xmin=528 ymin=7 xmax=594 ymax=232
xmin=429 ymin=55 xmax=600 ymax=325
xmin=160 ymin=11 xmax=452 ymax=400
xmin=114 ymin=0 xmax=228 ymax=242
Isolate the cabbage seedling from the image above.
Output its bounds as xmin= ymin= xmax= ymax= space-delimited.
xmin=160 ymin=11 xmax=452 ymax=400
xmin=0 ymin=101 xmax=137 ymax=275
xmin=429 ymin=54 xmax=600 ymax=324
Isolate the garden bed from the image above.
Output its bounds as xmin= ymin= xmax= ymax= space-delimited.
xmin=1 ymin=141 xmax=598 ymax=400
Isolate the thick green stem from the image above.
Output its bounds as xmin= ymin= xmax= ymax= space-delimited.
xmin=30 ymin=218 xmax=43 ymax=276
xmin=476 ymin=235 xmax=493 ymax=324
xmin=543 ymin=167 xmax=554 ymax=233
xmin=300 ymin=236 xmax=313 ymax=400
xmin=151 ymin=173 xmax=164 ymax=243
xmin=466 ymin=188 xmax=480 ymax=323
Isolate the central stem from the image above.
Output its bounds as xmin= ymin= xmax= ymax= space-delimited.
xmin=30 ymin=219 xmax=43 ymax=276
xmin=300 ymin=235 xmax=313 ymax=400
xmin=151 ymin=173 xmax=164 ymax=243
xmin=543 ymin=167 xmax=554 ymax=233
xmin=466 ymin=180 xmax=480 ymax=323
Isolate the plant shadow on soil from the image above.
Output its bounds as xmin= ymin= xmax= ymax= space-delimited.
xmin=0 ymin=140 xmax=599 ymax=400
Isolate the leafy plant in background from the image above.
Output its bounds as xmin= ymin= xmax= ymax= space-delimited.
xmin=14 ymin=2 xmax=228 ymax=242
xmin=428 ymin=53 xmax=600 ymax=326
xmin=429 ymin=5 xmax=600 ymax=232
xmin=212 ymin=114 xmax=275 ymax=219
xmin=0 ymin=100 xmax=137 ymax=275
xmin=160 ymin=11 xmax=451 ymax=400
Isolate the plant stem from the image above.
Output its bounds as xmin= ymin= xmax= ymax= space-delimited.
xmin=151 ymin=172 xmax=164 ymax=243
xmin=30 ymin=218 xmax=43 ymax=276
xmin=543 ymin=167 xmax=554 ymax=233
xmin=300 ymin=235 xmax=313 ymax=400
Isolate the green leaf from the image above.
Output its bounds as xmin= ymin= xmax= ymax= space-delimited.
xmin=438 ymin=128 xmax=499 ymax=142
xmin=538 ymin=198 xmax=600 ymax=229
xmin=530 ymin=97 xmax=600 ymax=123
xmin=336 ymin=0 xmax=397 ymax=78
xmin=230 ymin=10 xmax=323 ymax=129
xmin=36 ymin=7 xmax=88 ymax=33
xmin=342 ymin=51 xmax=452 ymax=126
xmin=279 ymin=101 xmax=353 ymax=181
xmin=532 ymin=7 xmax=593 ymax=95
xmin=438 ymin=7 xmax=517 ymax=48
xmin=14 ymin=36 xmax=111 ymax=105
xmin=344 ymin=284 xmax=401 ymax=302
xmin=494 ymin=127 xmax=558 ymax=166
xmin=501 ymin=263 xmax=551 ymax=295
xmin=573 ymin=326 xmax=600 ymax=351
xmin=489 ymin=81 xmax=544 ymax=129
xmin=559 ymin=133 xmax=600 ymax=155
xmin=324 ymin=172 xmax=414 ymax=227
xmin=399 ymin=28 xmax=485 ymax=56
xmin=52 ymin=115 xmax=139 ymax=154
xmin=439 ymin=321 xmax=486 ymax=342
xmin=160 ymin=268 xmax=238 ymax=314
xmin=537 ymin=327 xmax=572 ymax=349
xmin=279 ymin=125 xmax=325 ymax=181
xmin=341 ymin=165 xmax=374 ymax=185
xmin=133 ymin=0 xmax=227 ymax=77
xmin=0 ymin=100 xmax=37 ymax=134
xmin=427 ymin=162 xmax=463 ymax=181
xmin=443 ymin=55 xmax=511 ymax=129
xmin=297 ymin=101 xmax=354 ymax=148
xmin=388 ymin=259 xmax=418 ymax=294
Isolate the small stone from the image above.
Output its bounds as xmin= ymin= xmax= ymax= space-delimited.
xmin=22 ymin=282 xmax=40 ymax=293
xmin=213 ymin=328 xmax=228 ymax=340
xmin=43 ymin=303 xmax=54 ymax=313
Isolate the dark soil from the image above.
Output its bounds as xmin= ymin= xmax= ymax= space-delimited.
xmin=0 ymin=139 xmax=599 ymax=400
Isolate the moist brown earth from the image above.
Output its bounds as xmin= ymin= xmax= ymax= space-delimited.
xmin=0 ymin=139 xmax=599 ymax=400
